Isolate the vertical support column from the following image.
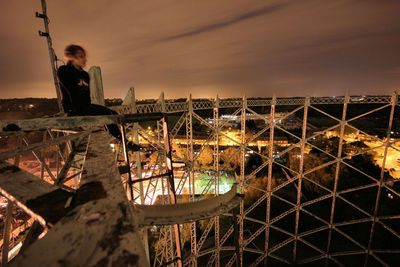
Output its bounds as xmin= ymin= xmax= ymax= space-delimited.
xmin=162 ymin=116 xmax=183 ymax=267
xmin=131 ymin=87 xmax=144 ymax=204
xmin=213 ymin=95 xmax=220 ymax=267
xmin=159 ymin=111 xmax=173 ymax=265
xmin=239 ymin=96 xmax=247 ymax=266
xmin=159 ymin=91 xmax=167 ymax=114
xmin=293 ymin=96 xmax=309 ymax=263
xmin=154 ymin=117 xmax=176 ymax=266
xmin=120 ymin=124 xmax=134 ymax=201
xmin=325 ymin=93 xmax=349 ymax=264
xmin=88 ymin=66 xmax=105 ymax=106
xmin=157 ymin=120 xmax=166 ymax=203
xmin=158 ymin=93 xmax=168 ymax=202
xmin=233 ymin=208 xmax=240 ymax=267
xmin=130 ymin=87 xmax=151 ymax=262
xmin=264 ymin=94 xmax=276 ymax=265
xmin=365 ymin=91 xmax=397 ymax=266
xmin=187 ymin=95 xmax=197 ymax=266
xmin=154 ymin=116 xmax=172 ymax=265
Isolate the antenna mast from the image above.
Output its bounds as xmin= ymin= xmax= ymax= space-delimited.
xmin=36 ymin=0 xmax=63 ymax=112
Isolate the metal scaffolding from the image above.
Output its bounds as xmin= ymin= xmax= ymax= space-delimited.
xmin=24 ymin=1 xmax=399 ymax=265
xmin=115 ymin=92 xmax=400 ymax=266
xmin=0 ymin=92 xmax=399 ymax=266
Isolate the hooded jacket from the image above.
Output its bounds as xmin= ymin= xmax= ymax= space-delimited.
xmin=56 ymin=61 xmax=91 ymax=115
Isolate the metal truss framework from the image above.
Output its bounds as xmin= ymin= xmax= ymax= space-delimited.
xmin=0 ymin=93 xmax=399 ymax=266
xmin=117 ymin=92 xmax=400 ymax=266
xmin=0 ymin=128 xmax=92 ymax=265
xmin=0 ymin=113 xmax=163 ymax=265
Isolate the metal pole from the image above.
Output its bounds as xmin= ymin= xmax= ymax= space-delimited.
xmin=132 ymin=88 xmax=150 ymax=262
xmin=239 ymin=96 xmax=247 ymax=266
xmin=120 ymin=124 xmax=134 ymax=201
xmin=233 ymin=208 xmax=240 ymax=267
xmin=131 ymin=88 xmax=145 ymax=204
xmin=293 ymin=96 xmax=309 ymax=263
xmin=214 ymin=95 xmax=221 ymax=267
xmin=187 ymin=95 xmax=197 ymax=266
xmin=162 ymin=116 xmax=183 ymax=267
xmin=37 ymin=0 xmax=63 ymax=112
xmin=264 ymin=94 xmax=276 ymax=265
xmin=325 ymin=93 xmax=349 ymax=264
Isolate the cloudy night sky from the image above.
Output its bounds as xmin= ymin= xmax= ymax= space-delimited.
xmin=1 ymin=0 xmax=400 ymax=100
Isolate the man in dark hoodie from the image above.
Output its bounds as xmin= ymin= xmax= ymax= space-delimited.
xmin=57 ymin=44 xmax=139 ymax=150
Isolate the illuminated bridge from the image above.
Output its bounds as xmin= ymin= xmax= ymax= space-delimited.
xmin=0 ymin=92 xmax=399 ymax=266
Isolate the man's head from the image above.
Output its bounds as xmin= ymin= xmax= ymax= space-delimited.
xmin=64 ymin=44 xmax=87 ymax=69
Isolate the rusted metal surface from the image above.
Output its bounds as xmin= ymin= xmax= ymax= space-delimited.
xmin=0 ymin=161 xmax=58 ymax=226
xmin=0 ymin=162 xmax=58 ymax=204
xmin=0 ymin=113 xmax=163 ymax=132
xmin=11 ymin=132 xmax=149 ymax=267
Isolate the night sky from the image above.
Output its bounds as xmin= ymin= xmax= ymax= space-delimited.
xmin=1 ymin=0 xmax=400 ymax=99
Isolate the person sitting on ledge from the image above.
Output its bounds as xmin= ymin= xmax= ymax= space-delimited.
xmin=56 ymin=43 xmax=139 ymax=151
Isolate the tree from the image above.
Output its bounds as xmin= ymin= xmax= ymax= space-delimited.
xmin=197 ymin=146 xmax=213 ymax=168
xmin=245 ymin=154 xmax=266 ymax=177
xmin=173 ymin=144 xmax=188 ymax=162
xmin=220 ymin=147 xmax=241 ymax=172
xmin=245 ymin=176 xmax=277 ymax=202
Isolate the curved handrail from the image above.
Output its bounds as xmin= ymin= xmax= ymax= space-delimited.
xmin=134 ymin=184 xmax=243 ymax=226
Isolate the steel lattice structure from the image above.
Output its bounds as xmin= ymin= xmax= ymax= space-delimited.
xmin=0 ymin=92 xmax=399 ymax=266
xmin=116 ymin=91 xmax=400 ymax=266
xmin=24 ymin=1 xmax=399 ymax=264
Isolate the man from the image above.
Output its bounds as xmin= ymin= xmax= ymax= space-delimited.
xmin=57 ymin=43 xmax=140 ymax=151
